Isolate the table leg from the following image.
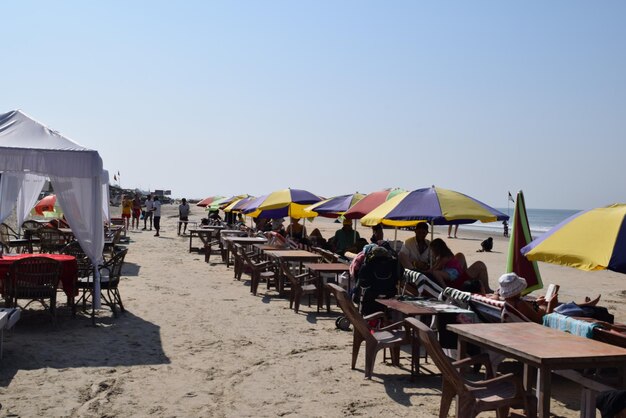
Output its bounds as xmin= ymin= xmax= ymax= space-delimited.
xmin=455 ymin=338 xmax=468 ymax=417
xmin=536 ymin=367 xmax=551 ymax=418
xmin=189 ymin=232 xmax=193 ymax=252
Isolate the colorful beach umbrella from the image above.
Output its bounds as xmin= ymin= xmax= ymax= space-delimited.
xmin=242 ymin=188 xmax=322 ymax=219
xmin=196 ymin=195 xmax=225 ymax=207
xmin=33 ymin=194 xmax=62 ymax=216
xmin=303 ymin=192 xmax=365 ymax=218
xmin=521 ymin=203 xmax=626 ymax=274
xmin=506 ymin=191 xmax=543 ymax=294
xmin=361 ymin=186 xmax=509 ymax=227
xmin=343 ymin=188 xmax=405 ymax=219
xmin=207 ymin=194 xmax=249 ymax=211
xmin=224 ymin=196 xmax=256 ymax=213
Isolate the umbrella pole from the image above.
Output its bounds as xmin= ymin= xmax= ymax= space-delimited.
xmin=430 ymin=220 xmax=434 ymax=267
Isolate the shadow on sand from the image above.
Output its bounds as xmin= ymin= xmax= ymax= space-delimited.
xmin=0 ymin=308 xmax=170 ymax=386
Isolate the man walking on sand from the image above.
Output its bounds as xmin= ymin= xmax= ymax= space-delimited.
xmin=153 ymin=195 xmax=162 ymax=237
xmin=178 ymin=198 xmax=190 ymax=235
xmin=143 ymin=194 xmax=154 ymax=230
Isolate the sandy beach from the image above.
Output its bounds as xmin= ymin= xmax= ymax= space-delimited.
xmin=0 ymin=203 xmax=624 ymax=417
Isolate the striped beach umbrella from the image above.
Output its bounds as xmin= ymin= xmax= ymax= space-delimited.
xmin=196 ymin=195 xmax=225 ymax=208
xmin=243 ymin=188 xmax=321 ymax=219
xmin=522 ymin=203 xmax=626 ymax=274
xmin=343 ymin=188 xmax=405 ymax=219
xmin=303 ymin=192 xmax=365 ymax=218
xmin=223 ymin=196 xmax=256 ymax=213
xmin=361 ymin=186 xmax=508 ymax=227
xmin=207 ymin=195 xmax=249 ymax=211
xmin=506 ymin=191 xmax=543 ymax=294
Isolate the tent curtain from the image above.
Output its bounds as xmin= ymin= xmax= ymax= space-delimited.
xmin=0 ymin=172 xmax=24 ymax=225
xmin=17 ymin=173 xmax=46 ymax=229
xmin=101 ymin=170 xmax=111 ymax=223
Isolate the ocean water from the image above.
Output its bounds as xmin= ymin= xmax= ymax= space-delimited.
xmin=461 ymin=208 xmax=582 ymax=237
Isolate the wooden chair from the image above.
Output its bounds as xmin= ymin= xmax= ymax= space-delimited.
xmin=279 ymin=258 xmax=319 ymax=313
xmin=5 ymin=257 xmax=61 ymax=321
xmin=0 ymin=223 xmax=28 ymax=253
xmin=404 ymin=317 xmax=536 ymax=418
xmin=325 ymin=283 xmax=409 ymax=379
xmin=36 ymin=227 xmax=66 ymax=253
xmin=237 ymin=244 xmax=275 ymax=295
xmin=21 ymin=220 xmax=43 ymax=253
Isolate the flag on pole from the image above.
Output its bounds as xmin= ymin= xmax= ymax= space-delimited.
xmin=508 ymin=191 xmax=514 ymax=203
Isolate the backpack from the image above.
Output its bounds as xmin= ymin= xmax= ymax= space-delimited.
xmin=355 ymin=245 xmax=399 ymax=315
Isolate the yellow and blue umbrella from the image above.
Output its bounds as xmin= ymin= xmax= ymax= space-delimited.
xmin=223 ymin=196 xmax=255 ymax=213
xmin=361 ymin=186 xmax=508 ymax=227
xmin=303 ymin=192 xmax=365 ymax=218
xmin=243 ymin=188 xmax=322 ymax=219
xmin=522 ymin=203 xmax=626 ymax=273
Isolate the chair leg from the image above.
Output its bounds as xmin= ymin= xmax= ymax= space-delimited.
xmin=352 ymin=333 xmax=364 ymax=370
xmin=439 ymin=381 xmax=455 ymax=418
xmin=364 ymin=342 xmax=378 ymax=379
xmin=294 ymin=289 xmax=302 ymax=313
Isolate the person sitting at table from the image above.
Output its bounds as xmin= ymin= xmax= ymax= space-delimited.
xmin=398 ymin=222 xmax=430 ymax=272
xmin=285 ymin=217 xmax=306 ymax=242
xmin=332 ymin=218 xmax=361 ymax=256
xmin=270 ymin=218 xmax=286 ymax=236
xmin=370 ymin=223 xmax=384 ymax=244
xmin=308 ymin=228 xmax=328 ymax=249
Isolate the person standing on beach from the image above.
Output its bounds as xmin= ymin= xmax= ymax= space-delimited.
xmin=153 ymin=195 xmax=162 ymax=237
xmin=178 ymin=198 xmax=191 ymax=235
xmin=121 ymin=195 xmax=132 ymax=231
xmin=448 ymin=224 xmax=459 ymax=239
xmin=131 ymin=194 xmax=142 ymax=230
xmin=143 ymin=194 xmax=154 ymax=230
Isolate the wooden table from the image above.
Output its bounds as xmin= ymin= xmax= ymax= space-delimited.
xmin=448 ymin=322 xmax=626 ymax=418
xmin=222 ymin=236 xmax=268 ymax=267
xmin=303 ymin=263 xmax=350 ymax=312
xmin=264 ymin=250 xmax=322 ymax=295
xmin=188 ymin=226 xmax=224 ymax=253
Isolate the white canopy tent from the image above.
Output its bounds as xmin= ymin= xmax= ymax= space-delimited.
xmin=0 ymin=110 xmax=108 ymax=308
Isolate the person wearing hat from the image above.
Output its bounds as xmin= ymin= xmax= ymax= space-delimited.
xmin=497 ymin=273 xmax=546 ymax=323
xmin=332 ymin=218 xmax=361 ymax=256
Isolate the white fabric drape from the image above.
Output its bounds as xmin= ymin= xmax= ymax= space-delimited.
xmin=0 ymin=172 xmax=23 ymax=225
xmin=101 ymin=170 xmax=111 ymax=223
xmin=51 ymin=175 xmax=105 ymax=308
xmin=16 ymin=173 xmax=46 ymax=229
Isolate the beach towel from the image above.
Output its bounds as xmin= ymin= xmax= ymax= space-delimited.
xmin=542 ymin=312 xmax=599 ymax=338
xmin=442 ymin=287 xmax=471 ymax=307
xmin=403 ymin=269 xmax=443 ymax=299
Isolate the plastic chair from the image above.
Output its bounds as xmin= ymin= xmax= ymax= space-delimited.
xmin=326 ymin=283 xmax=409 ymax=379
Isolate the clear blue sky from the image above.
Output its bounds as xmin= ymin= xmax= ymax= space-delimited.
xmin=3 ymin=1 xmax=625 ymax=210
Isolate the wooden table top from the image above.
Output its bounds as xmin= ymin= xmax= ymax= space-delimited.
xmin=448 ymin=322 xmax=626 ymax=368
xmin=375 ymin=298 xmax=436 ymax=316
xmin=254 ymin=244 xmax=286 ymax=251
xmin=223 ymin=236 xmax=267 ymax=243
xmin=303 ymin=263 xmax=350 ymax=273
xmin=264 ymin=250 xmax=319 ymax=258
